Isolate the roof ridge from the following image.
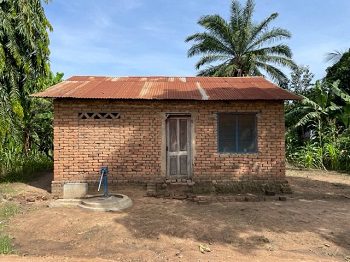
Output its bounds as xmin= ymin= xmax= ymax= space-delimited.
xmin=67 ymin=75 xmax=266 ymax=79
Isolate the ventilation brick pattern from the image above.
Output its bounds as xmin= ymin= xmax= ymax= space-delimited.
xmin=78 ymin=112 xmax=120 ymax=120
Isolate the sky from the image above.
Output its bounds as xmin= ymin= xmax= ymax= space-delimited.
xmin=44 ymin=0 xmax=350 ymax=80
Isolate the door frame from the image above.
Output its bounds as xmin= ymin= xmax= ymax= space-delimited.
xmin=165 ymin=113 xmax=193 ymax=178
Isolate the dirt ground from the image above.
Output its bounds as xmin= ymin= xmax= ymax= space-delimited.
xmin=1 ymin=169 xmax=350 ymax=262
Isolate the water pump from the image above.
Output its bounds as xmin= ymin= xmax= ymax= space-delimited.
xmin=98 ymin=166 xmax=109 ymax=197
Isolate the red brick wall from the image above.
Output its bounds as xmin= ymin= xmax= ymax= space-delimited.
xmin=52 ymin=99 xmax=285 ymax=196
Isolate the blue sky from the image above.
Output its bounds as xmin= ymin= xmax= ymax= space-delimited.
xmin=45 ymin=0 xmax=350 ymax=80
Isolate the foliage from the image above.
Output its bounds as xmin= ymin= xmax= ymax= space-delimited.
xmin=288 ymin=142 xmax=323 ymax=169
xmin=287 ymin=65 xmax=314 ymax=94
xmin=287 ymin=81 xmax=341 ymax=132
xmin=0 ymin=151 xmax=52 ymax=182
xmin=0 ymin=0 xmax=52 ymax=151
xmin=185 ymin=0 xmax=296 ymax=83
xmin=0 ymin=72 xmax=61 ymax=179
xmin=286 ymin=76 xmax=350 ymax=172
xmin=325 ymin=49 xmax=350 ymax=94
xmin=0 ymin=1 xmax=61 ymax=180
xmin=336 ymin=132 xmax=350 ymax=171
xmin=0 ymin=0 xmax=51 ymax=95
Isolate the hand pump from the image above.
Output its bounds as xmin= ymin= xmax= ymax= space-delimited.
xmin=98 ymin=166 xmax=109 ymax=197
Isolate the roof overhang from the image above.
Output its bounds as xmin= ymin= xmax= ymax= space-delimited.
xmin=32 ymin=76 xmax=302 ymax=101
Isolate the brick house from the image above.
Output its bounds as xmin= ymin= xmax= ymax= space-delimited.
xmin=33 ymin=76 xmax=300 ymax=197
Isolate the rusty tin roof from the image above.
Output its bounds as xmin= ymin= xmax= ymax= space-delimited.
xmin=32 ymin=76 xmax=301 ymax=101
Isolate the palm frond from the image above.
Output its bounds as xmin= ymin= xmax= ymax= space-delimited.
xmin=186 ymin=33 xmax=233 ymax=57
xmin=250 ymin=13 xmax=278 ymax=42
xmin=256 ymin=55 xmax=296 ymax=70
xmin=195 ymin=54 xmax=230 ymax=70
xmin=250 ymin=44 xmax=293 ymax=58
xmin=242 ymin=0 xmax=254 ymax=27
xmin=197 ymin=62 xmax=237 ymax=76
xmin=230 ymin=0 xmax=243 ymax=31
xmin=248 ymin=28 xmax=291 ymax=51
xmin=324 ymin=50 xmax=345 ymax=64
xmin=197 ymin=15 xmax=234 ymax=48
xmin=294 ymin=112 xmax=320 ymax=128
xmin=331 ymin=80 xmax=350 ymax=103
xmin=299 ymin=95 xmax=322 ymax=111
xmin=255 ymin=62 xmax=288 ymax=83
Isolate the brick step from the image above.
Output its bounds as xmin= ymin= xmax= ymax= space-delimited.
xmin=146 ymin=182 xmax=157 ymax=197
xmin=153 ymin=182 xmax=195 ymax=198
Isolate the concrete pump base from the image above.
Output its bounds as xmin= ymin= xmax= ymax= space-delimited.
xmin=78 ymin=194 xmax=133 ymax=212
xmin=49 ymin=194 xmax=132 ymax=212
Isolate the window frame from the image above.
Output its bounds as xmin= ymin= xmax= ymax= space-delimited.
xmin=216 ymin=112 xmax=258 ymax=154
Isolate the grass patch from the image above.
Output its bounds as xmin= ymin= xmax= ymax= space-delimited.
xmin=0 ymin=235 xmax=13 ymax=254
xmin=0 ymin=202 xmax=20 ymax=221
xmin=0 ymin=202 xmax=20 ymax=254
xmin=0 ymin=183 xmax=17 ymax=197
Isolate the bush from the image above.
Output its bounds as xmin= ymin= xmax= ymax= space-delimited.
xmin=288 ymin=142 xmax=323 ymax=169
xmin=0 ymin=151 xmax=52 ymax=182
xmin=287 ymin=133 xmax=350 ymax=172
xmin=337 ymin=134 xmax=350 ymax=171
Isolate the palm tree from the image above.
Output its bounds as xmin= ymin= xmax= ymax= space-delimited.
xmin=185 ymin=0 xmax=296 ymax=82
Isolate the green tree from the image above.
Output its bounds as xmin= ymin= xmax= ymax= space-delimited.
xmin=286 ymin=81 xmax=350 ymax=168
xmin=332 ymin=82 xmax=350 ymax=128
xmin=287 ymin=81 xmax=341 ymax=143
xmin=0 ymin=0 xmax=52 ymax=153
xmin=185 ymin=0 xmax=296 ymax=82
xmin=288 ymin=65 xmax=314 ymax=94
xmin=24 ymin=72 xmax=63 ymax=157
xmin=325 ymin=49 xmax=350 ymax=93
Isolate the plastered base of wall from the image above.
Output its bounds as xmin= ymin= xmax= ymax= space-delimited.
xmin=52 ymin=180 xmax=146 ymax=198
xmin=52 ymin=178 xmax=291 ymax=198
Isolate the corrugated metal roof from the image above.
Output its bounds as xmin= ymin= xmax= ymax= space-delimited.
xmin=32 ymin=76 xmax=301 ymax=100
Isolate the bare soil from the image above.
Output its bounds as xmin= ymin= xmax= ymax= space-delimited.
xmin=1 ymin=169 xmax=350 ymax=262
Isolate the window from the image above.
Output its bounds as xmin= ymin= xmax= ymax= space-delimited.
xmin=217 ymin=113 xmax=257 ymax=153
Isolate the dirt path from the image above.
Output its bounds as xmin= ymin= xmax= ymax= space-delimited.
xmin=2 ymin=169 xmax=350 ymax=261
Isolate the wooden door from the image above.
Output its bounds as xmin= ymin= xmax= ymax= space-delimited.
xmin=166 ymin=116 xmax=191 ymax=177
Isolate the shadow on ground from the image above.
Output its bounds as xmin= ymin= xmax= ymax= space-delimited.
xmin=26 ymin=171 xmax=53 ymax=193
xmin=7 ymin=171 xmax=350 ymax=261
